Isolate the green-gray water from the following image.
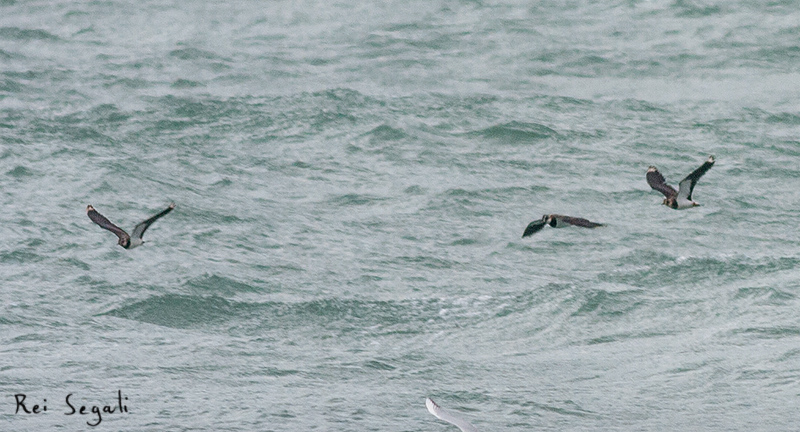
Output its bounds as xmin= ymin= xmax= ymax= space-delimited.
xmin=2 ymin=1 xmax=800 ymax=431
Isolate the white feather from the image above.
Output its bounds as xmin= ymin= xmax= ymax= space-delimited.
xmin=426 ymin=398 xmax=479 ymax=432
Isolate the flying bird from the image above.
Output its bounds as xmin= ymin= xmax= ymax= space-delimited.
xmin=426 ymin=398 xmax=479 ymax=432
xmin=647 ymin=155 xmax=715 ymax=209
xmin=87 ymin=203 xmax=175 ymax=249
xmin=522 ymin=214 xmax=603 ymax=238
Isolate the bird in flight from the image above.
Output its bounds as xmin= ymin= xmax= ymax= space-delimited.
xmin=647 ymin=155 xmax=715 ymax=209
xmin=86 ymin=203 xmax=175 ymax=249
xmin=426 ymin=398 xmax=479 ymax=432
xmin=522 ymin=214 xmax=603 ymax=238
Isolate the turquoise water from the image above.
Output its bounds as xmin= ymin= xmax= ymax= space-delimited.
xmin=2 ymin=1 xmax=800 ymax=431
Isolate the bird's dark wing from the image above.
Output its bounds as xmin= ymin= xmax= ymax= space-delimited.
xmin=87 ymin=205 xmax=130 ymax=244
xmin=678 ymin=156 xmax=715 ymax=201
xmin=560 ymin=215 xmax=603 ymax=228
xmin=131 ymin=203 xmax=175 ymax=240
xmin=522 ymin=219 xmax=547 ymax=238
xmin=646 ymin=166 xmax=677 ymax=198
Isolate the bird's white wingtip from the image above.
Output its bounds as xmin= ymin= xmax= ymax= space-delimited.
xmin=425 ymin=397 xmax=479 ymax=432
xmin=426 ymin=397 xmax=438 ymax=416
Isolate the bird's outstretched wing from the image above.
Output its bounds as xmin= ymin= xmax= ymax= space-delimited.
xmin=522 ymin=219 xmax=547 ymax=238
xmin=426 ymin=398 xmax=479 ymax=432
xmin=87 ymin=205 xmax=130 ymax=245
xmin=677 ymin=156 xmax=715 ymax=201
xmin=131 ymin=203 xmax=175 ymax=240
xmin=646 ymin=166 xmax=677 ymax=198
xmin=560 ymin=215 xmax=603 ymax=228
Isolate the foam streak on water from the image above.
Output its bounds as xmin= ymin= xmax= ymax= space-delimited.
xmin=2 ymin=1 xmax=800 ymax=431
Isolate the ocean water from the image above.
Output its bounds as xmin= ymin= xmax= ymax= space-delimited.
xmin=2 ymin=1 xmax=800 ymax=431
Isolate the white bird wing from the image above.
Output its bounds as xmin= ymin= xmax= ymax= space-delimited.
xmin=426 ymin=398 xmax=479 ymax=432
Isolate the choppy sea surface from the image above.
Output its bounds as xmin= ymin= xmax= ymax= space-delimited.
xmin=2 ymin=1 xmax=800 ymax=431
